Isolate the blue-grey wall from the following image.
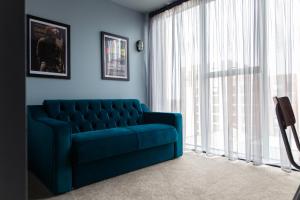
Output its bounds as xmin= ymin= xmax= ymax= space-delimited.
xmin=26 ymin=0 xmax=146 ymax=105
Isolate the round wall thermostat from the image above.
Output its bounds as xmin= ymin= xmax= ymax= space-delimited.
xmin=136 ymin=40 xmax=144 ymax=52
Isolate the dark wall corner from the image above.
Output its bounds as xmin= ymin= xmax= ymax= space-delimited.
xmin=0 ymin=0 xmax=26 ymax=199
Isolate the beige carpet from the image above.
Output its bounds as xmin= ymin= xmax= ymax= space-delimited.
xmin=29 ymin=152 xmax=300 ymax=200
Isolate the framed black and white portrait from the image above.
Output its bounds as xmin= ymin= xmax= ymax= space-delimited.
xmin=27 ymin=15 xmax=70 ymax=79
xmin=101 ymin=32 xmax=129 ymax=81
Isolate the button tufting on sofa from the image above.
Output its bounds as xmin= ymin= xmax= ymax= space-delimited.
xmin=87 ymin=104 xmax=92 ymax=110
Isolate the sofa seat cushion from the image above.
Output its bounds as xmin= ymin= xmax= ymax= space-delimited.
xmin=72 ymin=124 xmax=178 ymax=164
xmin=72 ymin=128 xmax=139 ymax=164
xmin=126 ymin=124 xmax=178 ymax=150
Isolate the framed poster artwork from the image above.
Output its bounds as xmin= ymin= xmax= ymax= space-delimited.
xmin=101 ymin=32 xmax=129 ymax=81
xmin=27 ymin=15 xmax=70 ymax=79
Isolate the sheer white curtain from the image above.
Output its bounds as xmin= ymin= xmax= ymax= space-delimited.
xmin=265 ymin=0 xmax=300 ymax=170
xmin=204 ymin=0 xmax=263 ymax=163
xmin=149 ymin=0 xmax=203 ymax=150
xmin=149 ymin=0 xmax=300 ymax=169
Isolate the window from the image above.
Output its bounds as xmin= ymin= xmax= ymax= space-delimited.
xmin=150 ymin=0 xmax=300 ymax=168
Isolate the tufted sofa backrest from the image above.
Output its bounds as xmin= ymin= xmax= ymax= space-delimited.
xmin=43 ymin=99 xmax=143 ymax=134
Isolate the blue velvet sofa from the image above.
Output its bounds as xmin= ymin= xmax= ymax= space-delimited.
xmin=28 ymin=99 xmax=182 ymax=194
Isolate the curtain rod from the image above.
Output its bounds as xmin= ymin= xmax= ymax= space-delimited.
xmin=149 ymin=0 xmax=190 ymax=18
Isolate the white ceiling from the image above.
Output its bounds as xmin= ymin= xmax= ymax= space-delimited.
xmin=110 ymin=0 xmax=177 ymax=13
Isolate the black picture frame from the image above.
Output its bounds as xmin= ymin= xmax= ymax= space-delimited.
xmin=27 ymin=15 xmax=71 ymax=79
xmin=101 ymin=31 xmax=129 ymax=81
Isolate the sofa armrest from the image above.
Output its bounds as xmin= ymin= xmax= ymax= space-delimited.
xmin=141 ymin=103 xmax=150 ymax=112
xmin=142 ymin=112 xmax=183 ymax=157
xmin=28 ymin=116 xmax=72 ymax=194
